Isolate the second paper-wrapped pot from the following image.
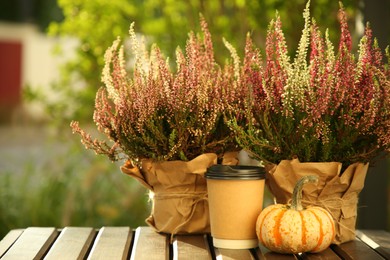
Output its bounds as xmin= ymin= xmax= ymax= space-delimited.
xmin=121 ymin=152 xmax=238 ymax=235
xmin=266 ymin=158 xmax=368 ymax=244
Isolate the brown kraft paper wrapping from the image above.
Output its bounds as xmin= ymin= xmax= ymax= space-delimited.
xmin=265 ymin=158 xmax=368 ymax=244
xmin=120 ymin=152 xmax=239 ymax=235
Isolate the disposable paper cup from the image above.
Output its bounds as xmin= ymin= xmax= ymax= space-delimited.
xmin=205 ymin=165 xmax=265 ymax=249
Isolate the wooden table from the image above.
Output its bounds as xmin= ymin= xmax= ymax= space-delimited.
xmin=0 ymin=227 xmax=389 ymax=259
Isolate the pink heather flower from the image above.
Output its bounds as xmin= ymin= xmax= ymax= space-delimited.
xmin=264 ymin=14 xmax=289 ymax=113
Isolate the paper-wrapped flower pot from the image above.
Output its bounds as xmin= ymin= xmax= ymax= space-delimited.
xmin=265 ymin=158 xmax=368 ymax=244
xmin=121 ymin=152 xmax=238 ymax=235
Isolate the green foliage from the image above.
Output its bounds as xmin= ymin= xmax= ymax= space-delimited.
xmin=44 ymin=0 xmax=139 ymax=122
xmin=45 ymin=0 xmax=359 ymax=123
xmin=0 ymin=0 xmax=63 ymax=31
xmin=0 ymin=136 xmax=149 ymax=239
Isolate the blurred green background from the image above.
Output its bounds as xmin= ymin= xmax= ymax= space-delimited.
xmin=0 ymin=0 xmax=389 ymax=239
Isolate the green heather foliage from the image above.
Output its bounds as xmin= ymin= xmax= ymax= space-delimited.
xmin=227 ymin=2 xmax=390 ymax=166
xmin=71 ymin=19 xmax=241 ymax=162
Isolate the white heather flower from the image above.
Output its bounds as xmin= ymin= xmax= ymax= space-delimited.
xmin=102 ymin=37 xmax=121 ymax=105
xmin=223 ymin=38 xmax=241 ymax=82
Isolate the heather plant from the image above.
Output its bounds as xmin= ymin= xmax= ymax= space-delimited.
xmin=227 ymin=3 xmax=390 ymax=167
xmin=71 ymin=18 xmax=239 ymax=163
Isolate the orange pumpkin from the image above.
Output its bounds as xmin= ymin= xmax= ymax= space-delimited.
xmin=256 ymin=175 xmax=335 ymax=254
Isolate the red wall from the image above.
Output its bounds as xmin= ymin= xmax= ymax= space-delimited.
xmin=0 ymin=41 xmax=22 ymax=108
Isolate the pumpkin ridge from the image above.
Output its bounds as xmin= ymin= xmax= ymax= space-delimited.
xmin=315 ymin=207 xmax=336 ymax=240
xmin=308 ymin=209 xmax=324 ymax=252
xmin=299 ymin=211 xmax=307 ymax=247
xmin=258 ymin=207 xmax=278 ymax=245
xmin=273 ymin=208 xmax=286 ymax=247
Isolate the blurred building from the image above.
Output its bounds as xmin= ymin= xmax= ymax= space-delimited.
xmin=0 ymin=0 xmax=63 ymax=123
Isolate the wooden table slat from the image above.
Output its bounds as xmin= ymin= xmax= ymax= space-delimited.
xmin=87 ymin=227 xmax=132 ymax=260
xmin=301 ymin=247 xmax=343 ymax=260
xmin=256 ymin=244 xmax=298 ymax=260
xmin=130 ymin=227 xmax=169 ymax=260
xmin=214 ymin=247 xmax=257 ymax=260
xmin=356 ymin=230 xmax=390 ymax=259
xmin=0 ymin=229 xmax=24 ymax=258
xmin=44 ymin=227 xmax=96 ymax=260
xmin=331 ymin=239 xmax=385 ymax=260
xmin=357 ymin=230 xmax=390 ymax=248
xmin=173 ymin=235 xmax=211 ymax=260
xmin=1 ymin=227 xmax=57 ymax=260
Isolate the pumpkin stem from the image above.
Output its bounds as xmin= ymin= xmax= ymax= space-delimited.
xmin=291 ymin=175 xmax=318 ymax=211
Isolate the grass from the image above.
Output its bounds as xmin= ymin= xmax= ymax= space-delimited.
xmin=0 ymin=130 xmax=150 ymax=239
